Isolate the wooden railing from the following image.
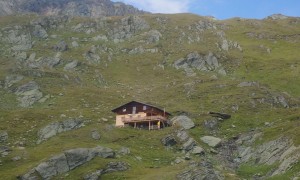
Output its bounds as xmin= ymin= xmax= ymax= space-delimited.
xmin=121 ymin=115 xmax=167 ymax=123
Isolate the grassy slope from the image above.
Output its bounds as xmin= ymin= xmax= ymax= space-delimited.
xmin=0 ymin=14 xmax=299 ymax=179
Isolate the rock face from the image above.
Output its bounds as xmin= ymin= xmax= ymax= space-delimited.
xmin=171 ymin=115 xmax=195 ymax=130
xmin=37 ymin=118 xmax=84 ymax=144
xmin=14 ymin=81 xmax=43 ymax=107
xmin=19 ymin=146 xmax=115 ymax=180
xmin=176 ymin=160 xmax=223 ymax=180
xmin=84 ymin=161 xmax=129 ymax=180
xmin=174 ymin=52 xmax=226 ymax=76
xmin=200 ymin=136 xmax=222 ymax=147
xmin=0 ymin=0 xmax=148 ymax=17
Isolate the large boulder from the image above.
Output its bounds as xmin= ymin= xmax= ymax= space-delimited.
xmin=37 ymin=118 xmax=84 ymax=144
xmin=171 ymin=116 xmax=195 ymax=130
xmin=200 ymin=136 xmax=222 ymax=147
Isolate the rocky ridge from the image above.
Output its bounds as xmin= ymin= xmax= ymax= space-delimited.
xmin=0 ymin=0 xmax=148 ymax=17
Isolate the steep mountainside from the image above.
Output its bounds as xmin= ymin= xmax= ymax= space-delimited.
xmin=0 ymin=12 xmax=299 ymax=180
xmin=0 ymin=0 xmax=147 ymax=17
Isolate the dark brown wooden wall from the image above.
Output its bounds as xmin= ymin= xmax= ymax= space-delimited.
xmin=113 ymin=102 xmax=169 ymax=117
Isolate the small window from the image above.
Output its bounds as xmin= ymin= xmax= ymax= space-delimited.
xmin=122 ymin=108 xmax=126 ymax=112
xmin=143 ymin=105 xmax=147 ymax=110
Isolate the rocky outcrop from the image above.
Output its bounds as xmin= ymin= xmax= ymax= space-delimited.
xmin=14 ymin=81 xmax=43 ymax=107
xmin=4 ymin=27 xmax=32 ymax=51
xmin=174 ymin=52 xmax=226 ymax=76
xmin=32 ymin=25 xmax=48 ymax=39
xmin=18 ymin=146 xmax=115 ymax=180
xmin=84 ymin=161 xmax=129 ymax=180
xmin=27 ymin=53 xmax=61 ymax=69
xmin=0 ymin=0 xmax=147 ymax=17
xmin=176 ymin=160 xmax=223 ymax=180
xmin=83 ymin=46 xmax=101 ymax=64
xmin=171 ymin=115 xmax=195 ymax=130
xmin=4 ymin=75 xmax=24 ymax=89
xmin=110 ymin=16 xmax=150 ymax=42
xmin=37 ymin=118 xmax=85 ymax=144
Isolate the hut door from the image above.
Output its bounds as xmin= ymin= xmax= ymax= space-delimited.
xmin=132 ymin=106 xmax=136 ymax=114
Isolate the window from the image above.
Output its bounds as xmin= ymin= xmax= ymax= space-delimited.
xmin=143 ymin=105 xmax=147 ymax=110
xmin=122 ymin=108 xmax=126 ymax=112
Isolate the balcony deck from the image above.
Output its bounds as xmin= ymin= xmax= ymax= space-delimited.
xmin=121 ymin=115 xmax=167 ymax=123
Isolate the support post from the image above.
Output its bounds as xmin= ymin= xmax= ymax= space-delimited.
xmin=149 ymin=121 xmax=150 ymax=131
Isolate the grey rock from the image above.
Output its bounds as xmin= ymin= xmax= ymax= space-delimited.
xmin=84 ymin=162 xmax=128 ymax=180
xmin=4 ymin=75 xmax=24 ymax=89
xmin=182 ymin=138 xmax=196 ymax=151
xmin=0 ymin=131 xmax=8 ymax=143
xmin=32 ymin=25 xmax=48 ymax=39
xmin=272 ymin=151 xmax=300 ymax=176
xmin=176 ymin=129 xmax=190 ymax=142
xmin=191 ymin=146 xmax=205 ymax=155
xmin=277 ymin=96 xmax=289 ymax=108
xmin=37 ymin=118 xmax=84 ymax=144
xmin=103 ymin=161 xmax=129 ymax=174
xmin=237 ymin=81 xmax=259 ymax=87
xmin=203 ymin=119 xmax=218 ymax=130
xmin=5 ymin=29 xmax=32 ymax=51
xmin=84 ymin=46 xmax=101 ymax=64
xmin=91 ymin=130 xmax=101 ymax=140
xmin=15 ymin=81 xmax=43 ymax=107
xmin=174 ymin=52 xmax=226 ymax=75
xmin=15 ymin=51 xmax=27 ymax=62
xmin=92 ymin=35 xmax=108 ymax=41
xmin=12 ymin=156 xmax=21 ymax=161
xmin=221 ymin=39 xmax=229 ymax=51
xmin=118 ymin=147 xmax=130 ymax=155
xmin=27 ymin=53 xmax=61 ymax=69
xmin=20 ymin=146 xmax=114 ymax=180
xmin=35 ymin=153 xmax=69 ymax=179
xmin=145 ymin=30 xmax=162 ymax=43
xmin=200 ymin=136 xmax=222 ymax=147
xmin=171 ymin=115 xmax=195 ymax=130
xmin=71 ymin=41 xmax=79 ymax=48
xmin=161 ymin=135 xmax=177 ymax=146
xmin=267 ymin=14 xmax=289 ymax=20
xmin=110 ymin=16 xmax=149 ymax=41
xmin=53 ymin=40 xmax=68 ymax=52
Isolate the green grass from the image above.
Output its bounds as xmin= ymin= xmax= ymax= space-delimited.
xmin=0 ymin=13 xmax=299 ymax=179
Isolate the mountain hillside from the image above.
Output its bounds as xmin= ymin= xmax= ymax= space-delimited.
xmin=0 ymin=0 xmax=147 ymax=17
xmin=0 ymin=10 xmax=299 ymax=180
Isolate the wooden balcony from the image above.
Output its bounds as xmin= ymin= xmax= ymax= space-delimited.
xmin=121 ymin=115 xmax=167 ymax=123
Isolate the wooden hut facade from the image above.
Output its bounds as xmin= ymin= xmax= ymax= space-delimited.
xmin=111 ymin=101 xmax=171 ymax=130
